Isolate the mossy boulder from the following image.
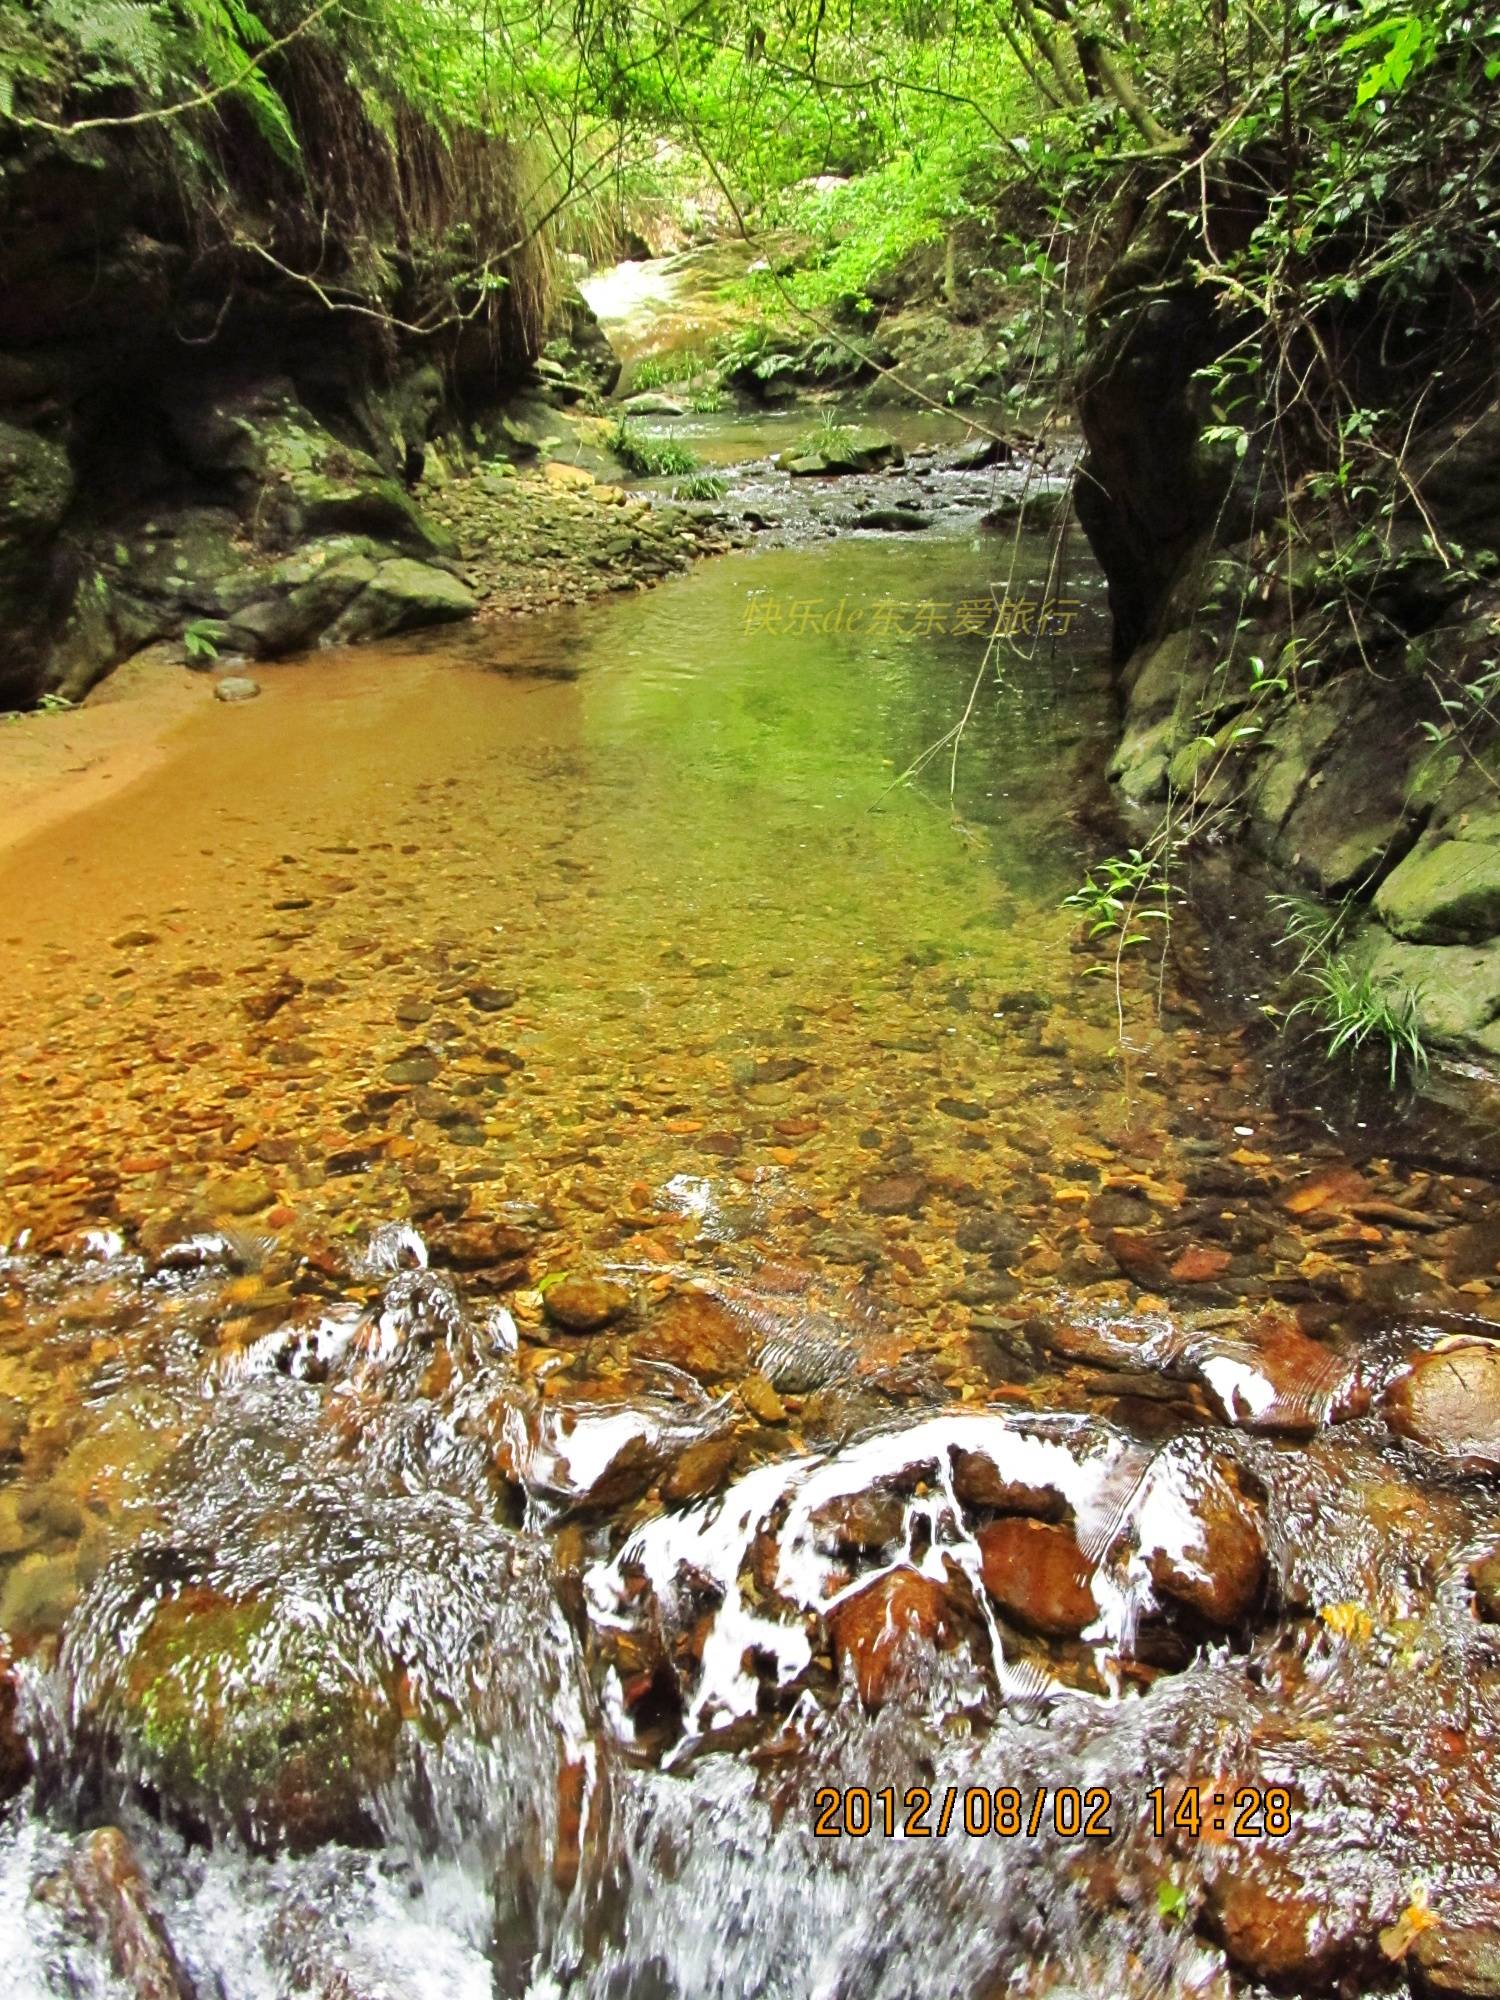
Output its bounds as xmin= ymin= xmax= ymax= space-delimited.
xmin=1376 ymin=836 xmax=1500 ymax=944
xmin=0 ymin=420 xmax=74 ymax=544
xmin=105 ymin=1586 xmax=402 ymax=1851
xmin=323 ymin=558 xmax=477 ymax=645
xmin=780 ymin=426 xmax=903 ymax=476
xmin=1355 ymin=927 xmax=1500 ymax=1045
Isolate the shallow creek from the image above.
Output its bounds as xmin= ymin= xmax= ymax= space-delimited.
xmin=3 ymin=460 xmax=1500 ymax=1999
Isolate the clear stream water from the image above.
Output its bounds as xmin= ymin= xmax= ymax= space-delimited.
xmin=2 ymin=425 xmax=1500 ymax=1999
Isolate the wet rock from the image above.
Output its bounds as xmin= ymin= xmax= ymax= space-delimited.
xmin=431 ymin=1220 xmax=534 ymax=1268
xmin=213 ymin=675 xmax=261 ymax=702
xmin=543 ymin=1275 xmax=633 ymax=1332
xmin=827 ymin=1567 xmax=954 ymax=1706
xmin=635 ymin=1291 xmax=750 ymax=1383
xmin=811 ymin=1226 xmax=884 ymax=1267
xmin=850 ymin=506 xmax=931 ymax=532
xmin=1385 ymin=1344 xmax=1500 ymax=1469
xmin=739 ymin=1371 xmax=788 ymax=1423
xmin=0 ymin=1395 xmax=27 ymax=1465
xmin=206 ymin=1171 xmax=275 ymax=1217
xmin=809 ymin=1488 xmax=908 ymax=1553
xmin=662 ymin=1434 xmax=740 ymax=1503
xmin=0 ymin=1642 xmax=30 ymax=1800
xmin=1138 ymin=1453 xmax=1266 ymax=1626
xmin=1106 ymin=1230 xmax=1171 ymax=1287
xmin=1470 ymin=1550 xmax=1500 ymax=1623
xmin=977 ymin=1518 xmax=1097 ymax=1637
xmin=465 ymin=983 xmax=518 ymax=1012
xmin=243 ymin=971 xmax=303 ymax=1022
xmin=95 ymin=1586 xmax=398 ymax=1851
xmin=1205 ymin=1858 xmax=1364 ymax=1986
xmin=55 ymin=1826 xmax=196 ymax=2000
xmin=955 ymin=1212 xmax=1031 ymax=1260
xmin=1412 ymin=1920 xmax=1500 ymax=1998
xmin=859 ymin=1172 xmax=928 ymax=1216
xmin=1169 ymin=1245 xmax=1232 ymax=1283
xmin=949 ymin=1448 xmax=1068 ymax=1521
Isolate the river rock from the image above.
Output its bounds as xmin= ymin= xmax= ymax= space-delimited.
xmin=431 ymin=1219 xmax=534 ymax=1268
xmin=827 ymin=1567 xmax=954 ymax=1706
xmin=323 ymin=559 xmax=476 ymax=644
xmin=955 ymin=1212 xmax=1031 ymax=1261
xmin=55 ymin=1826 xmax=196 ymax=2000
xmin=1471 ymin=1550 xmax=1500 ymax=1622
xmin=1385 ymin=1344 xmax=1500 ymax=1468
xmin=1413 ymin=1920 xmax=1500 ymax=1998
xmin=662 ymin=1433 xmax=740 ymax=1502
xmin=949 ymin=1447 xmax=1068 ymax=1521
xmin=621 ymin=393 xmax=685 ymax=415
xmin=1205 ymin=1857 xmax=1361 ymax=1985
xmin=977 ymin=1517 xmax=1097 ymax=1636
xmin=0 ymin=1642 xmax=30 ymax=1800
xmin=543 ymin=1275 xmax=633 ymax=1332
xmin=809 ymin=1487 xmax=908 ymax=1553
xmin=97 ymin=1585 xmax=399 ymax=1850
xmin=634 ymin=1290 xmax=750 ymax=1383
xmin=859 ymin=1172 xmax=928 ymax=1216
xmin=1138 ymin=1453 xmax=1266 ymax=1626
xmin=782 ymin=426 xmax=903 ymax=476
xmin=213 ymin=675 xmax=261 ymax=702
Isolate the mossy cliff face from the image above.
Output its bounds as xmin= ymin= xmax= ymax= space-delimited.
xmin=1074 ymin=169 xmax=1500 ymax=1073
xmin=0 ymin=64 xmax=613 ymax=705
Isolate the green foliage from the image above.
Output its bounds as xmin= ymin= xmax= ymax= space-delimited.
xmin=183 ymin=617 xmax=223 ymax=664
xmin=1064 ymin=848 xmax=1178 ymax=958
xmin=627 ymin=356 xmax=677 ymax=392
xmin=672 ymin=472 xmax=727 ymax=501
xmin=607 ymin=421 xmax=697 ymax=477
xmin=1273 ymin=896 xmax=1430 ymax=1087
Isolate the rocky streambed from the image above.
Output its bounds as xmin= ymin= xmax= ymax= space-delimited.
xmin=3 ymin=423 xmax=1500 ymax=2000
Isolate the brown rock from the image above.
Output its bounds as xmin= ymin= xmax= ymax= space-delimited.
xmin=977 ymin=1517 xmax=1097 ymax=1637
xmin=859 ymin=1173 xmax=928 ymax=1216
xmin=1106 ymin=1230 xmax=1171 ymax=1286
xmin=949 ymin=1447 xmax=1068 ymax=1522
xmin=808 ymin=1488 xmax=908 ymax=1553
xmin=60 ymin=1827 xmax=196 ymax=2000
xmin=827 ymin=1567 xmax=954 ymax=1706
xmin=1170 ymin=1245 xmax=1232 ymax=1283
xmin=0 ymin=1642 xmax=30 ymax=1800
xmin=431 ymin=1220 xmax=534 ymax=1268
xmin=662 ymin=1434 xmax=740 ymax=1503
xmin=739 ymin=1371 xmax=787 ymax=1423
xmin=634 ymin=1291 xmax=750 ymax=1383
xmin=1412 ymin=1920 xmax=1500 ymax=1998
xmin=542 ymin=1276 xmax=632 ymax=1333
xmin=1142 ymin=1455 xmax=1266 ymax=1626
xmin=1206 ymin=1858 xmax=1364 ymax=1986
xmin=1471 ymin=1550 xmax=1500 ymax=1623
xmin=1385 ymin=1344 xmax=1500 ymax=1468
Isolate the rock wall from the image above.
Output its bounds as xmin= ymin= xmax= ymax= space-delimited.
xmin=1073 ymin=170 xmax=1500 ymax=1072
xmin=0 ymin=96 xmax=615 ymax=707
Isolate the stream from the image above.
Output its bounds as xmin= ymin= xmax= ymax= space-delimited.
xmin=3 ymin=405 xmax=1500 ymax=1999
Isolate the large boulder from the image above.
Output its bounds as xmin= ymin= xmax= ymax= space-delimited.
xmin=322 ymin=558 xmax=477 ymax=644
xmin=72 ymin=1584 xmax=402 ymax=1852
xmin=1376 ymin=833 xmax=1500 ymax=944
xmin=781 ymin=426 xmax=904 ymax=476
